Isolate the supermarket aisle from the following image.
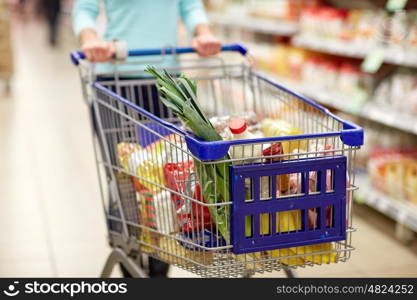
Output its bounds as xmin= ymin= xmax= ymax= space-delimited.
xmin=0 ymin=19 xmax=109 ymax=277
xmin=0 ymin=19 xmax=417 ymax=278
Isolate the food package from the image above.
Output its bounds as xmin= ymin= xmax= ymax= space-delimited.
xmin=153 ymin=190 xmax=179 ymax=234
xmin=164 ymin=162 xmax=213 ymax=232
xmin=158 ymin=236 xmax=214 ymax=266
xmin=261 ymin=118 xmax=307 ymax=155
xmin=117 ymin=135 xmax=188 ymax=193
xmin=210 ymin=112 xmax=258 ymax=140
xmin=266 ymin=208 xmax=337 ymax=265
xmin=263 ymin=142 xmax=290 ymax=194
xmin=136 ymin=189 xmax=159 ymax=251
xmin=369 ymin=148 xmax=417 ymax=203
xmin=117 ymin=142 xmax=165 ymax=192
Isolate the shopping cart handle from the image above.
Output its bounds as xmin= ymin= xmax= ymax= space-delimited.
xmin=70 ymin=44 xmax=248 ymax=66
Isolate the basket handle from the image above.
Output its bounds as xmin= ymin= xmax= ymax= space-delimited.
xmin=70 ymin=43 xmax=248 ymax=66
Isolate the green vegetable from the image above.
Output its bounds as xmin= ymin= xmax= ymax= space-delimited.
xmin=145 ymin=67 xmax=231 ymax=243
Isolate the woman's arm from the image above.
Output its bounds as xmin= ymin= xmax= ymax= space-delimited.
xmin=72 ymin=0 xmax=114 ymax=62
xmin=179 ymin=0 xmax=221 ymax=57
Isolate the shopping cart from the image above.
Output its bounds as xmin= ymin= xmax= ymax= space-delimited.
xmin=71 ymin=44 xmax=363 ymax=278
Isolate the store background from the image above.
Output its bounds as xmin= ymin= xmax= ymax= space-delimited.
xmin=0 ymin=0 xmax=417 ymax=277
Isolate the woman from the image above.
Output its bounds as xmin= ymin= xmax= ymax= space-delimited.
xmin=72 ymin=0 xmax=221 ymax=278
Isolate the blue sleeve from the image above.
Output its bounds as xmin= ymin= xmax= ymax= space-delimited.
xmin=179 ymin=0 xmax=209 ymax=35
xmin=72 ymin=0 xmax=100 ymax=36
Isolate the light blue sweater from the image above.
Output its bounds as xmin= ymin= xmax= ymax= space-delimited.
xmin=72 ymin=0 xmax=209 ymax=73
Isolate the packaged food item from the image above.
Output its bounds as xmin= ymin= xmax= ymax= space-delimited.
xmin=136 ymin=189 xmax=180 ymax=249
xmin=266 ymin=210 xmax=338 ymax=265
xmin=153 ymin=190 xmax=179 ymax=234
xmin=372 ymin=68 xmax=417 ymax=114
xmin=163 ymin=162 xmax=213 ymax=232
xmin=263 ymin=143 xmax=289 ymax=194
xmin=229 ymin=118 xmax=263 ymax=162
xmin=287 ymin=47 xmax=309 ymax=80
xmin=338 ymin=63 xmax=361 ymax=95
xmin=210 ymin=112 xmax=258 ymax=140
xmin=406 ymin=11 xmax=417 ymax=48
xmin=117 ymin=142 xmax=166 ymax=192
xmin=136 ymin=189 xmax=159 ymax=250
xmin=368 ymin=148 xmax=417 ymax=203
xmin=158 ymin=236 xmax=213 ymax=266
xmin=389 ymin=11 xmax=408 ymax=46
xmin=261 ymin=118 xmax=306 ymax=154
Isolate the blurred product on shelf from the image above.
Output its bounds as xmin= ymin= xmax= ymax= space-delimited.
xmin=0 ymin=0 xmax=14 ymax=91
xmin=300 ymin=57 xmax=374 ymax=98
xmin=389 ymin=10 xmax=417 ymax=49
xmin=251 ymin=44 xmax=375 ymax=100
xmin=355 ymin=120 xmax=417 ymax=167
xmin=299 ymin=6 xmax=385 ymax=47
xmin=373 ymin=67 xmax=417 ymax=114
xmin=368 ymin=149 xmax=417 ymax=205
xmin=247 ymin=0 xmax=319 ymax=22
xmin=298 ymin=5 xmax=417 ymax=52
xmin=205 ymin=0 xmax=319 ymax=22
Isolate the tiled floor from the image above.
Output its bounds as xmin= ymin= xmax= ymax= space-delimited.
xmin=1 ymin=19 xmax=416 ymax=278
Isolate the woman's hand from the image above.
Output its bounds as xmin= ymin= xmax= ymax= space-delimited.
xmin=80 ymin=29 xmax=115 ymax=62
xmin=192 ymin=24 xmax=221 ymax=57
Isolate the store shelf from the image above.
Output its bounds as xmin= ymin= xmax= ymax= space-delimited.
xmin=361 ymin=105 xmax=417 ymax=136
xmin=208 ymin=12 xmax=298 ymax=36
xmin=292 ymin=35 xmax=417 ymax=68
xmin=355 ymin=172 xmax=417 ymax=233
xmin=266 ymin=73 xmax=417 ymax=135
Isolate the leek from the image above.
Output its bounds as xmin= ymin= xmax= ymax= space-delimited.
xmin=146 ymin=67 xmax=231 ymax=243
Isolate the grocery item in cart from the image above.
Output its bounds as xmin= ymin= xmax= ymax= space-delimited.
xmin=163 ymin=162 xmax=213 ymax=232
xmin=229 ymin=118 xmax=263 ymax=161
xmin=292 ymin=142 xmax=343 ymax=227
xmin=266 ymin=209 xmax=337 ymax=265
xmin=261 ymin=118 xmax=306 ymax=154
xmin=158 ymin=236 xmax=214 ymax=266
xmin=136 ymin=189 xmax=159 ymax=249
xmin=117 ymin=141 xmax=166 ymax=192
xmin=263 ymin=142 xmax=289 ymax=194
xmin=210 ymin=111 xmax=259 ymax=140
xmin=136 ymin=189 xmax=179 ymax=249
xmin=153 ymin=190 xmax=178 ymax=234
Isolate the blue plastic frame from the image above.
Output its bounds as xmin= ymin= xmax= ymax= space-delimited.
xmin=229 ymin=156 xmax=347 ymax=254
